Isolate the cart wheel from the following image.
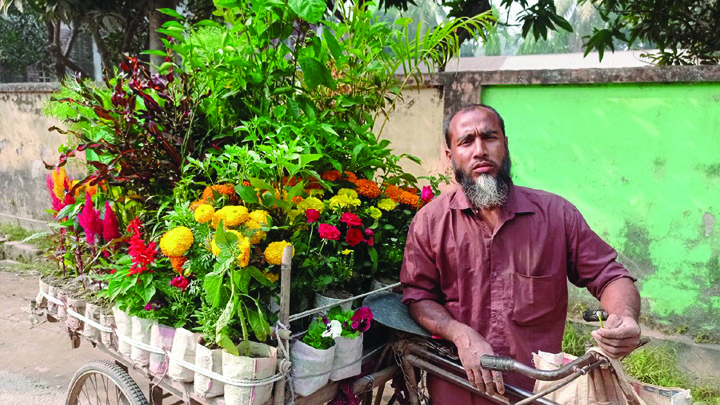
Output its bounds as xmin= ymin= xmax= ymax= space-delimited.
xmin=66 ymin=360 xmax=149 ymax=405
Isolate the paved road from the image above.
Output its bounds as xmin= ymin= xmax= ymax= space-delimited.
xmin=0 ymin=265 xmax=114 ymax=405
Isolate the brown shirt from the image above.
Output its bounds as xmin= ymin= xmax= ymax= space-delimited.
xmin=400 ymin=185 xmax=633 ymax=403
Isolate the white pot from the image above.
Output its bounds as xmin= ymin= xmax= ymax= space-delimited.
xmin=130 ymin=316 xmax=156 ymax=366
xmin=168 ymin=327 xmax=201 ymax=382
xmin=290 ymin=339 xmax=335 ymax=397
xmin=65 ymin=296 xmax=85 ymax=333
xmin=46 ymin=285 xmax=58 ymax=315
xmin=194 ymin=343 xmax=224 ymax=398
xmin=330 ymin=334 xmax=363 ymax=381
xmin=314 ymin=291 xmax=352 ymax=314
xmin=223 ymin=341 xmax=277 ymax=405
xmin=56 ymin=288 xmax=68 ymax=319
xmin=82 ymin=302 xmax=102 ymax=342
xmin=112 ymin=306 xmax=133 ymax=357
xmin=149 ymin=324 xmax=176 ymax=376
xmin=100 ymin=310 xmax=115 ymax=348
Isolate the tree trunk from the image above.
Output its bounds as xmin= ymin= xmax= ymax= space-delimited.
xmin=88 ymin=23 xmax=113 ymax=74
xmin=148 ymin=0 xmax=177 ymax=72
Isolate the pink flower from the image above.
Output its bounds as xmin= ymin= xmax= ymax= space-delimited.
xmin=306 ymin=209 xmax=320 ymax=223
xmin=78 ymin=192 xmax=101 ymax=245
xmin=46 ymin=174 xmax=63 ymax=212
xmin=170 ymin=275 xmax=190 ymax=291
xmin=421 ymin=186 xmax=434 ymax=203
xmin=346 ymin=228 xmax=364 ymax=246
xmin=364 ymin=228 xmax=374 ymax=236
xmin=340 ymin=212 xmax=363 ymax=227
xmin=319 ymin=223 xmax=340 ymax=240
xmin=102 ymin=201 xmax=121 ymax=243
xmin=367 ymin=237 xmax=374 ymax=246
xmin=350 ymin=307 xmax=373 ymax=332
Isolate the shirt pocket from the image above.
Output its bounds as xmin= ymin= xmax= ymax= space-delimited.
xmin=510 ymin=271 xmax=561 ymax=326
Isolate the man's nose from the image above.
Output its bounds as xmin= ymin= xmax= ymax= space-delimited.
xmin=472 ymin=138 xmax=488 ymax=158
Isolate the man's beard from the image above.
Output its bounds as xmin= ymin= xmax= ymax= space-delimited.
xmin=453 ymin=152 xmax=512 ymax=209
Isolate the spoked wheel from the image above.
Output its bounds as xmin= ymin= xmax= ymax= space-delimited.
xmin=66 ymin=360 xmax=149 ymax=405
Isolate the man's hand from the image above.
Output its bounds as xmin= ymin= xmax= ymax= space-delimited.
xmin=454 ymin=327 xmax=505 ymax=395
xmin=591 ymin=313 xmax=641 ymax=358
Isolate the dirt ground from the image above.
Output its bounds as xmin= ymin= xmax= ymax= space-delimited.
xmin=0 ymin=264 xmax=114 ymax=405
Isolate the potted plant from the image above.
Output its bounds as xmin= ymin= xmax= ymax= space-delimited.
xmin=290 ymin=316 xmax=338 ymax=396
xmin=326 ymin=306 xmax=374 ymax=381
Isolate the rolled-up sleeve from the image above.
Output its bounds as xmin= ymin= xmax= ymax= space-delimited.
xmin=565 ymin=203 xmax=636 ymax=299
xmin=401 ymin=212 xmax=443 ymax=305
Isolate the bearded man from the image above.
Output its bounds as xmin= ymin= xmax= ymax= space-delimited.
xmin=400 ymin=104 xmax=642 ymax=404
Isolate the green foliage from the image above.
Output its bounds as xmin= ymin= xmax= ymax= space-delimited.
xmin=622 ymin=346 xmax=687 ymax=387
xmin=301 ymin=317 xmax=335 ymax=350
xmin=0 ymin=7 xmax=49 ymax=79
xmin=561 ymin=322 xmax=593 ymax=357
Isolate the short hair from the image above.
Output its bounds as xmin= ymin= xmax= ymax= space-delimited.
xmin=443 ymin=104 xmax=506 ymax=148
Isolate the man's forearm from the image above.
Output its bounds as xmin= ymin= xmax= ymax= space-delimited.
xmin=408 ymin=299 xmax=476 ymax=343
xmin=600 ymin=277 xmax=641 ymax=320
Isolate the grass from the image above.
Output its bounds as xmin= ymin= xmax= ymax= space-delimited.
xmin=562 ymin=323 xmax=720 ymax=404
xmin=0 ymin=223 xmax=53 ymax=250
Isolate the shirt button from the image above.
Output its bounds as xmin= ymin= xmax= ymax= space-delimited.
xmin=491 ymin=272 xmax=497 ymax=278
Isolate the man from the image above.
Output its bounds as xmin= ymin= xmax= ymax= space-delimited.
xmin=400 ymin=104 xmax=642 ymax=404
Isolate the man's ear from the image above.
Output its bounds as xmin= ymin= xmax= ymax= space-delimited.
xmin=445 ymin=148 xmax=452 ymax=162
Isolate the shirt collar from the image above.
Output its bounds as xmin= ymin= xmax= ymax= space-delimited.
xmin=448 ymin=182 xmax=536 ymax=215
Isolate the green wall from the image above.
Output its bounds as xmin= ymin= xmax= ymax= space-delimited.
xmin=483 ymin=83 xmax=720 ymax=337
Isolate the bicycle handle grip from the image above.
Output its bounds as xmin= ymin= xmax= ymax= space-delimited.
xmin=583 ymin=309 xmax=608 ymax=322
xmin=481 ymin=355 xmax=516 ymax=372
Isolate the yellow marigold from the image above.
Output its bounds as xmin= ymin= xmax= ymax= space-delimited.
xmin=51 ymin=167 xmax=68 ymax=199
xmin=342 ymin=249 xmax=353 ymax=255
xmin=212 ymin=205 xmax=249 ymax=228
xmin=264 ymin=241 xmax=294 ymax=266
xmin=384 ymin=184 xmax=403 ymax=202
xmin=170 ymin=256 xmax=187 ymax=275
xmin=288 ymin=209 xmax=302 ymax=222
xmin=244 ymin=219 xmax=266 ymax=244
xmin=366 ymin=206 xmax=382 ymax=219
xmin=211 ymin=231 xmax=251 ymax=268
xmin=329 ymin=190 xmax=361 ymax=210
xmin=378 ymin=198 xmax=397 ymax=211
xmin=297 ymin=197 xmax=324 ymax=213
xmin=159 ymin=226 xmax=194 ymax=257
xmin=194 ymin=204 xmax=215 ymax=223
xmin=354 ymin=179 xmax=381 ymax=199
xmin=322 ymin=170 xmax=341 ymax=181
xmin=264 ymin=271 xmax=279 ymax=283
xmin=248 ymin=210 xmax=270 ymax=225
xmin=338 ymin=188 xmax=358 ymax=199
xmin=306 ymin=189 xmax=325 ymax=198
xmin=398 ymin=191 xmax=420 ymax=206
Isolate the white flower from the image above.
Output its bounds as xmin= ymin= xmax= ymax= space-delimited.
xmin=321 ymin=320 xmax=342 ymax=339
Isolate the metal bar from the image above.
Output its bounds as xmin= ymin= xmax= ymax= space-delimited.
xmin=294 ymin=364 xmax=398 ymax=405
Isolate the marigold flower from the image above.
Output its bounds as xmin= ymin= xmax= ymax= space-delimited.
xmin=329 ymin=189 xmax=361 ymax=211
xmin=212 ymin=205 xmax=249 ymax=228
xmin=264 ymin=241 xmax=294 ymax=265
xmin=343 ymin=171 xmax=357 ymax=183
xmin=384 ymin=184 xmax=403 ymax=202
xmin=282 ymin=176 xmax=300 ymax=187
xmin=319 ymin=223 xmax=341 ymax=240
xmin=242 ymin=180 xmax=251 ymax=187
xmin=342 ymin=249 xmax=353 ymax=255
xmin=354 ymin=179 xmax=381 ymax=198
xmin=398 ymin=191 xmax=420 ymax=206
xmin=211 ymin=229 xmax=243 ymax=255
xmin=248 ymin=210 xmax=270 ymax=225
xmin=346 ymin=228 xmax=364 ymax=246
xmin=170 ymin=256 xmax=187 ymax=274
xmin=213 ymin=183 xmax=236 ymax=195
xmin=189 ymin=200 xmax=205 ymax=211
xmin=159 ymin=226 xmax=194 ymax=257
xmin=298 ymin=197 xmax=324 ymax=213
xmin=377 ymin=199 xmax=397 ymax=211
xmin=366 ymin=206 xmax=382 ymax=219
xmin=102 ymin=201 xmax=121 ymax=243
xmin=193 ymin=204 xmax=215 ymax=223
xmin=211 ymin=230 xmax=251 ymax=267
xmin=244 ymin=219 xmax=266 ymax=244
xmin=421 ymin=186 xmax=434 ymax=203
xmin=306 ymin=209 xmax=321 ymax=223
xmin=338 ymin=188 xmax=358 ymax=199
xmin=78 ymin=192 xmax=101 ymax=245
xmin=340 ymin=212 xmax=363 ymax=227
xmin=170 ymin=275 xmax=190 ymax=290
xmin=322 ymin=170 xmax=341 ymax=181
xmin=264 ymin=271 xmax=279 ymax=283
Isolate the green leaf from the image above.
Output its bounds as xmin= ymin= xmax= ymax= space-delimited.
xmin=247 ymin=266 xmax=273 ymax=287
xmin=139 ymin=283 xmax=155 ymax=303
xmin=216 ymin=298 xmax=235 ymax=334
xmin=287 ymin=181 xmax=305 ymax=200
xmin=235 ymin=269 xmax=251 ymax=294
xmin=288 ymin=0 xmax=325 ymax=24
xmin=217 ymin=333 xmax=239 ymax=356
xmin=249 ymin=177 xmax=274 ymax=192
xmin=204 ymin=273 xmax=224 ymax=308
xmin=369 ymin=246 xmax=378 ymax=273
xmin=236 ymin=185 xmax=259 ymax=204
xmin=243 ymin=298 xmax=271 ymax=342
xmin=323 ymin=28 xmax=344 ymax=62
xmin=141 ymin=50 xmax=169 ymax=57
xmin=158 ymin=8 xmax=185 ymax=20
xmin=298 ymin=56 xmax=336 ymax=90
xmin=300 ymin=153 xmax=322 ymax=168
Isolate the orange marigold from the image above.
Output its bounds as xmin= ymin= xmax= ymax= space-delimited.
xmin=384 ymin=184 xmax=403 ymax=202
xmin=343 ymin=171 xmax=357 ymax=183
xmin=282 ymin=176 xmax=301 ymax=187
xmin=354 ymin=179 xmax=381 ymax=199
xmin=292 ymin=196 xmax=304 ymax=204
xmin=170 ymin=256 xmax=187 ymax=275
xmin=213 ymin=183 xmax=236 ymax=195
xmin=242 ymin=180 xmax=251 ymax=187
xmin=190 ymin=200 xmax=206 ymax=211
xmin=322 ymin=170 xmax=341 ymax=181
xmin=398 ymin=190 xmax=420 ymax=206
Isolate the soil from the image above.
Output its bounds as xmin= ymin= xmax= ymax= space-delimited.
xmin=0 ymin=264 xmax=116 ymax=404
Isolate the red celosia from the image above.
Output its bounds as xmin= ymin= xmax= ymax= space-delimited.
xmin=78 ymin=192 xmax=102 ymax=245
xmin=318 ymin=223 xmax=340 ymax=240
xmin=345 ymin=228 xmax=364 ymax=246
xmin=340 ymin=212 xmax=363 ymax=227
xmin=126 ymin=218 xmax=157 ymax=276
xmin=102 ymin=201 xmax=121 ymax=243
xmin=306 ymin=209 xmax=320 ymax=223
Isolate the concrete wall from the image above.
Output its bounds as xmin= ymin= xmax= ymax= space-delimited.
xmin=380 ymin=65 xmax=720 ymax=340
xmin=0 ymin=83 xmax=63 ymax=230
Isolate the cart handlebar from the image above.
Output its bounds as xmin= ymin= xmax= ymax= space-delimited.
xmin=481 ymin=351 xmax=606 ymax=381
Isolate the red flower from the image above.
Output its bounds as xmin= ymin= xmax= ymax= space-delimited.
xmin=170 ymin=275 xmax=190 ymax=291
xmin=345 ymin=228 xmax=364 ymax=246
xmin=421 ymin=186 xmax=434 ymax=203
xmin=319 ymin=223 xmax=340 ymax=240
xmin=126 ymin=218 xmax=157 ymax=276
xmin=102 ymin=201 xmax=121 ymax=243
xmin=78 ymin=192 xmax=102 ymax=245
xmin=46 ymin=174 xmax=63 ymax=212
xmin=367 ymin=237 xmax=374 ymax=246
xmin=350 ymin=307 xmax=373 ymax=332
xmin=364 ymin=228 xmax=374 ymax=236
xmin=340 ymin=212 xmax=363 ymax=227
xmin=306 ymin=209 xmax=320 ymax=223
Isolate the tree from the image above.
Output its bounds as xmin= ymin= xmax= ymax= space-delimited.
xmin=585 ymin=0 xmax=720 ymax=64
xmin=0 ymin=7 xmax=50 ymax=80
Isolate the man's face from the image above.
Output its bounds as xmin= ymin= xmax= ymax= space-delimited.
xmin=445 ymin=107 xmax=508 ymax=181
xmin=445 ymin=107 xmax=512 ymax=208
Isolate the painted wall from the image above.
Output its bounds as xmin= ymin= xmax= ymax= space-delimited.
xmin=482 ymin=83 xmax=720 ymax=336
